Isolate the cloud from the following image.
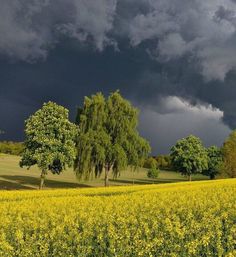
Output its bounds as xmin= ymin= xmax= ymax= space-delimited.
xmin=0 ymin=1 xmax=49 ymax=61
xmin=0 ymin=0 xmax=117 ymax=61
xmin=1 ymin=0 xmax=236 ymax=152
xmin=121 ymin=0 xmax=236 ymax=80
xmin=57 ymin=0 xmax=117 ymax=51
xmin=146 ymin=96 xmax=224 ymax=117
xmin=1 ymin=0 xmax=236 ymax=80
xmin=138 ymin=97 xmax=230 ymax=154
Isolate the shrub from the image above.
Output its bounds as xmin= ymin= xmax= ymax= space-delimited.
xmin=147 ymin=168 xmax=160 ymax=179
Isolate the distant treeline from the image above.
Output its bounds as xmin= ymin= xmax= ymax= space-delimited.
xmin=143 ymin=155 xmax=173 ymax=170
xmin=0 ymin=141 xmax=24 ymax=155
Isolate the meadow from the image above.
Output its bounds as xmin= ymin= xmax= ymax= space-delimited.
xmin=0 ymin=154 xmax=208 ymax=190
xmin=0 ymin=179 xmax=235 ymax=256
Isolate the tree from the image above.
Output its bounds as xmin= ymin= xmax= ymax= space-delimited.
xmin=203 ymin=146 xmax=223 ymax=179
xmin=143 ymin=157 xmax=157 ymax=169
xmin=20 ymin=102 xmax=77 ymax=189
xmin=222 ymin=131 xmax=236 ymax=178
xmin=155 ymin=155 xmax=172 ymax=170
xmin=74 ymin=91 xmax=151 ymax=186
xmin=170 ymin=135 xmax=208 ymax=181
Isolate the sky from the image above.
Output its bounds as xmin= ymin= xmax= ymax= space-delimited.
xmin=1 ymin=0 xmax=236 ymax=154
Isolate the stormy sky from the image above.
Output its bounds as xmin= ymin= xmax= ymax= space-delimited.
xmin=1 ymin=0 xmax=236 ymax=154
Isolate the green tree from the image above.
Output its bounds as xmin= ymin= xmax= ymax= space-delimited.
xmin=143 ymin=157 xmax=157 ymax=169
xmin=20 ymin=102 xmax=77 ymax=189
xmin=170 ymin=135 xmax=208 ymax=181
xmin=74 ymin=91 xmax=151 ymax=186
xmin=155 ymin=155 xmax=172 ymax=170
xmin=222 ymin=131 xmax=236 ymax=178
xmin=203 ymin=146 xmax=223 ymax=179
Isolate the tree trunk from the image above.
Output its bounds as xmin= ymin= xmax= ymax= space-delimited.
xmin=104 ymin=166 xmax=110 ymax=187
xmin=210 ymin=174 xmax=215 ymax=180
xmin=189 ymin=174 xmax=192 ymax=181
xmin=39 ymin=170 xmax=46 ymax=190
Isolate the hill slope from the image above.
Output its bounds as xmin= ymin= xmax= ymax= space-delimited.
xmin=0 ymin=154 xmax=209 ymax=189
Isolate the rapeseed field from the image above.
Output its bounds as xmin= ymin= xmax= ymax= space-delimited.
xmin=0 ymin=179 xmax=236 ymax=256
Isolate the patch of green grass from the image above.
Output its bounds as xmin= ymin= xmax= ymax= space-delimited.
xmin=0 ymin=154 xmax=209 ymax=190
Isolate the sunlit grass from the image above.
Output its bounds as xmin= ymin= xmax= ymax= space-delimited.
xmin=0 ymin=154 xmax=209 ymax=190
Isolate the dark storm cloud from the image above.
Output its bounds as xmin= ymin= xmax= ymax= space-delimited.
xmin=0 ymin=0 xmax=117 ymax=60
xmin=2 ymin=0 xmax=236 ymax=80
xmin=1 ymin=0 xmax=236 ymax=153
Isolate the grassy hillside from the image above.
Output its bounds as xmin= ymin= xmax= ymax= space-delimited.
xmin=0 ymin=179 xmax=235 ymax=256
xmin=0 ymin=154 xmax=209 ymax=190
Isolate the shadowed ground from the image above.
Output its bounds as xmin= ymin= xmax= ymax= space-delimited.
xmin=0 ymin=154 xmax=209 ymax=190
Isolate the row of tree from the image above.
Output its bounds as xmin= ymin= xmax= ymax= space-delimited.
xmin=2 ymin=90 xmax=235 ymax=188
xmin=144 ymin=133 xmax=236 ymax=181
xmin=170 ymin=136 xmax=222 ymax=181
xmin=0 ymin=141 xmax=24 ymax=155
xmin=170 ymin=133 xmax=236 ymax=180
xmin=143 ymin=155 xmax=172 ymax=171
xmin=19 ymin=91 xmax=151 ymax=188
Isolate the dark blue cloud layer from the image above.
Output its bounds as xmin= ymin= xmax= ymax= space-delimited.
xmin=1 ymin=0 xmax=236 ymax=153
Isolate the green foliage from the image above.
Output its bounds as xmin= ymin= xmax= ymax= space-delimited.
xmin=222 ymin=130 xmax=236 ymax=178
xmin=170 ymin=135 xmax=208 ymax=180
xmin=20 ymin=102 xmax=77 ymax=188
xmin=74 ymin=91 xmax=151 ymax=186
xmin=147 ymin=168 xmax=159 ymax=179
xmin=155 ymin=155 xmax=172 ymax=170
xmin=143 ymin=157 xmax=157 ymax=169
xmin=203 ymin=146 xmax=223 ymax=179
xmin=0 ymin=141 xmax=24 ymax=155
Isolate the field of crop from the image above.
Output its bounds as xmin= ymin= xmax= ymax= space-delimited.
xmin=0 ymin=179 xmax=236 ymax=256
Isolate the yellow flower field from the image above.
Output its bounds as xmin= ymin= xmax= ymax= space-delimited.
xmin=0 ymin=179 xmax=236 ymax=256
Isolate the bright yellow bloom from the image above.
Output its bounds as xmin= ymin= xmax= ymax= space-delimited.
xmin=0 ymin=179 xmax=235 ymax=256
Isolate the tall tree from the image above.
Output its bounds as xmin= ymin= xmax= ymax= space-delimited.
xmin=74 ymin=91 xmax=151 ymax=186
xmin=20 ymin=102 xmax=77 ymax=189
xmin=203 ymin=146 xmax=223 ymax=179
xmin=222 ymin=131 xmax=236 ymax=178
xmin=170 ymin=135 xmax=208 ymax=181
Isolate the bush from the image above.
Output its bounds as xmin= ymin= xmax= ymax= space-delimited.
xmin=147 ymin=168 xmax=160 ymax=179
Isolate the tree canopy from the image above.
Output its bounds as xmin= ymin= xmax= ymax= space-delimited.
xmin=74 ymin=91 xmax=151 ymax=186
xmin=143 ymin=157 xmax=157 ymax=169
xmin=20 ymin=101 xmax=77 ymax=189
xmin=222 ymin=130 xmax=236 ymax=178
xmin=203 ymin=146 xmax=223 ymax=179
xmin=155 ymin=155 xmax=172 ymax=170
xmin=170 ymin=135 xmax=208 ymax=181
